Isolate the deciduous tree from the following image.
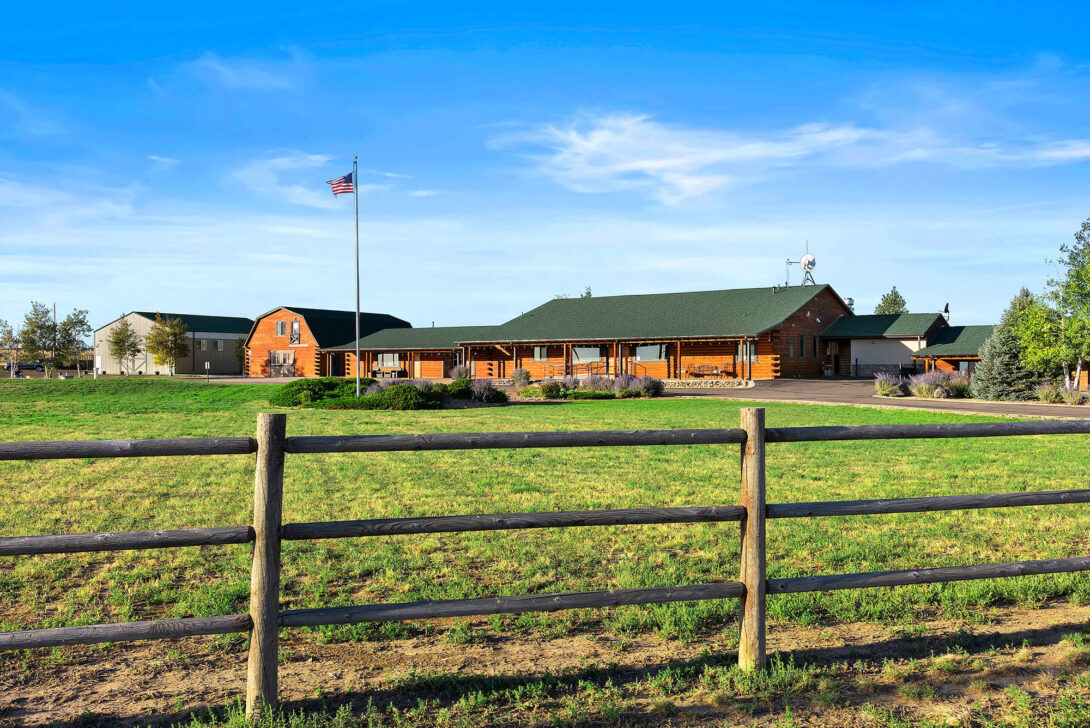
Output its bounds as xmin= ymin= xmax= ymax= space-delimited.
xmin=19 ymin=302 xmax=55 ymax=374
xmin=107 ymin=317 xmax=142 ymax=374
xmin=145 ymin=313 xmax=190 ymax=375
xmin=0 ymin=319 xmax=18 ymax=377
xmin=55 ymin=309 xmax=91 ymax=374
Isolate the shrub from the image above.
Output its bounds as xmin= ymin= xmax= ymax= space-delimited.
xmin=613 ymin=374 xmax=639 ymax=393
xmin=560 ymin=375 xmax=581 ymax=391
xmin=580 ymin=374 xmax=613 ymax=392
xmin=268 ymin=376 xmax=375 ymax=406
xmin=446 ymin=377 xmax=473 ymax=399
xmin=1036 ymin=382 xmax=1062 ymax=404
xmin=567 ymin=390 xmax=616 ymax=400
xmin=636 ymin=376 xmax=664 ymax=398
xmin=910 ymin=382 xmax=938 ymax=398
xmin=1061 ymin=386 xmax=1087 ymax=405
xmin=945 ymin=374 xmax=972 ymax=398
xmin=450 ymin=365 xmax=470 ymax=380
xmin=313 ymin=384 xmax=441 ymax=410
xmin=517 ymin=385 xmax=544 ymax=398
xmin=873 ymin=373 xmax=905 ymax=397
xmin=907 ymin=371 xmax=955 ymax=398
xmin=617 ymin=388 xmax=642 ymax=399
xmin=470 ymin=378 xmax=508 ymax=403
xmin=510 ymin=368 xmax=531 ymax=389
xmin=540 ymin=381 xmax=563 ymax=398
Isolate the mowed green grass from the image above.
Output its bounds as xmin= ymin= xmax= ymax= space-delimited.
xmin=0 ymin=378 xmax=1088 ymax=644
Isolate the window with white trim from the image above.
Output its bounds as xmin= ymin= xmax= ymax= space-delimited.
xmin=378 ymin=353 xmax=400 ymax=368
xmin=275 ymin=321 xmax=286 ymax=336
xmin=572 ymin=346 xmax=600 ymax=361
xmin=533 ymin=346 xmax=548 ymax=361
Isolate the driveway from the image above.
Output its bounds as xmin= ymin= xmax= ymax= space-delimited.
xmin=666 ymin=379 xmax=1090 ymax=419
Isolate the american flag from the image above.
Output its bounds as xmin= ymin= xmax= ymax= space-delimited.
xmin=326 ymin=172 xmax=354 ymax=196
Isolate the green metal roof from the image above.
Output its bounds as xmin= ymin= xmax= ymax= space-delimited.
xmin=822 ymin=313 xmax=946 ymax=339
xmin=96 ymin=311 xmax=255 ymax=334
xmin=328 ymin=325 xmax=500 ymax=351
xmin=914 ymin=325 xmax=995 ymax=358
xmin=460 ymin=285 xmax=844 ymax=343
xmin=253 ymin=307 xmax=411 ymax=348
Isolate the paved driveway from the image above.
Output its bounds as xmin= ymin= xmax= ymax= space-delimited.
xmin=666 ymin=379 xmax=1090 ymax=419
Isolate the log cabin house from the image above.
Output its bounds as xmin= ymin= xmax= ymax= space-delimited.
xmin=453 ymin=285 xmax=855 ymax=381
xmin=326 ymin=325 xmax=498 ymax=379
xmin=245 ymin=307 xmax=410 ymax=377
xmin=911 ymin=325 xmax=995 ymax=373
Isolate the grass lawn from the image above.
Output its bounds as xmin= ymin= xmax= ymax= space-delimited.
xmin=1 ymin=378 xmax=1088 ymax=726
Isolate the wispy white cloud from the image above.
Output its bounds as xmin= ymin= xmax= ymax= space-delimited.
xmin=232 ymin=152 xmax=338 ymax=208
xmin=409 ymin=189 xmax=441 ymax=197
xmin=497 ymin=112 xmax=1090 ymax=205
xmin=0 ymin=91 xmax=66 ymax=137
xmin=181 ymin=52 xmax=303 ymax=91
xmin=147 ymin=155 xmax=180 ymax=167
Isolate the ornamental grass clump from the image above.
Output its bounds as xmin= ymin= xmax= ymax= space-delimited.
xmin=613 ymin=374 xmax=638 ymax=393
xmin=1061 ymin=385 xmax=1087 ymax=406
xmin=510 ymin=368 xmax=531 ymax=389
xmin=580 ymin=374 xmax=613 ymax=392
xmin=907 ymin=370 xmax=960 ymax=398
xmin=449 ymin=365 xmax=470 ymax=380
xmin=873 ymin=372 xmax=905 ymax=397
xmin=1036 ymin=382 xmax=1062 ymax=404
xmin=470 ymin=378 xmax=508 ymax=403
xmin=637 ymin=376 xmax=665 ymax=398
xmin=945 ymin=374 xmax=972 ymax=398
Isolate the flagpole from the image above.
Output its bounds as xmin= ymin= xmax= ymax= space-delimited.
xmin=353 ymin=156 xmax=361 ymax=397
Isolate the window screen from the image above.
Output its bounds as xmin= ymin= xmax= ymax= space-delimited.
xmin=378 ymin=353 xmax=400 ymax=367
xmin=533 ymin=346 xmax=548 ymax=361
xmin=635 ymin=344 xmax=666 ymax=361
xmin=572 ymin=346 xmax=600 ymax=361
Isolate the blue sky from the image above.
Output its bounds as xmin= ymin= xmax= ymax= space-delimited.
xmin=3 ymin=3 xmax=1090 ymax=331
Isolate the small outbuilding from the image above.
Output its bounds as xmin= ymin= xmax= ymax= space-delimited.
xmin=821 ymin=313 xmax=949 ymax=377
xmin=911 ymin=325 xmax=995 ymax=373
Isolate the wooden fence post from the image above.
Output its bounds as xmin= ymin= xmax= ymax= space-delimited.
xmin=738 ymin=407 xmax=767 ymax=670
xmin=246 ymin=413 xmax=286 ymax=718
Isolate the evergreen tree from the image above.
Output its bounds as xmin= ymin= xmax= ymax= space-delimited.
xmin=145 ymin=313 xmax=190 ymax=374
xmin=874 ymin=286 xmax=908 ymax=315
xmin=971 ymin=323 xmax=1037 ymax=401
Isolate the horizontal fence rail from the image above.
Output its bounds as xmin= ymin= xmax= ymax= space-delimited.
xmin=0 ymin=436 xmax=256 ymax=461
xmin=2 ymin=411 xmax=1090 ymax=719
xmin=0 ymin=614 xmax=252 ymax=651
xmin=281 ymin=582 xmax=747 ymax=627
xmin=282 ymin=505 xmax=745 ymax=540
xmin=0 ymin=526 xmax=254 ymax=557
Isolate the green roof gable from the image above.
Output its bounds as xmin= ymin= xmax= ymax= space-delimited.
xmin=914 ymin=325 xmax=995 ymax=358
xmin=328 ymin=325 xmax=500 ymax=351
xmin=96 ymin=312 xmax=255 ymax=335
xmin=252 ymin=307 xmax=411 ymax=348
xmin=822 ymin=313 xmax=946 ymax=339
xmin=460 ymin=285 xmax=845 ymax=343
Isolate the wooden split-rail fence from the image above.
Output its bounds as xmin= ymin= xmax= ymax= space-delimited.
xmin=2 ymin=409 xmax=1090 ymax=718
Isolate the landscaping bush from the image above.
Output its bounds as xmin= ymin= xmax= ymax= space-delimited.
xmin=873 ymin=373 xmax=905 ymax=397
xmin=540 ymin=380 xmax=563 ymax=398
xmin=637 ymin=376 xmax=664 ymax=398
xmin=1061 ymin=386 xmax=1087 ymax=406
xmin=269 ymin=376 xmax=375 ymax=406
xmin=567 ymin=390 xmax=616 ymax=400
xmin=470 ymin=378 xmax=508 ymax=403
xmin=510 ymin=368 xmax=531 ymax=389
xmin=580 ymin=374 xmax=613 ymax=392
xmin=517 ymin=384 xmax=544 ymax=398
xmin=617 ymin=388 xmax=642 ymax=399
xmin=945 ymin=374 xmax=972 ymax=398
xmin=449 ymin=365 xmax=470 ymax=380
xmin=1036 ymin=382 xmax=1063 ymax=404
xmin=971 ymin=324 xmax=1035 ymax=401
xmin=445 ymin=377 xmax=473 ymax=399
xmin=907 ymin=371 xmax=958 ymax=398
xmin=313 ymin=383 xmax=441 ymax=410
xmin=612 ymin=374 xmax=639 ymax=393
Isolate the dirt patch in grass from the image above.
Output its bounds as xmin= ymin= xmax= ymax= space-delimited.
xmin=3 ymin=601 xmax=1088 ymax=727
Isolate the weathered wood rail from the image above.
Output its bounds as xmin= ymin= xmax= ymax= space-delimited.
xmin=1 ymin=410 xmax=1089 ymax=719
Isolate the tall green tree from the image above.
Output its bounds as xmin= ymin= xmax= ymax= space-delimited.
xmin=234 ymin=336 xmax=247 ymax=370
xmin=145 ymin=313 xmax=190 ymax=375
xmin=971 ymin=323 xmax=1036 ymax=401
xmin=1016 ymin=218 xmax=1090 ymax=389
xmin=55 ymin=308 xmax=91 ymax=373
xmin=19 ymin=302 xmax=56 ymax=374
xmin=107 ymin=317 xmax=142 ymax=374
xmin=0 ymin=319 xmax=18 ymax=377
xmin=873 ymin=286 xmax=908 ymax=315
